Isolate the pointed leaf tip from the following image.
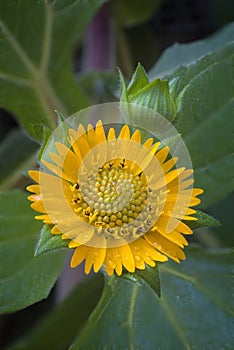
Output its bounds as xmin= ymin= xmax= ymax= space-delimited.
xmin=35 ymin=224 xmax=69 ymax=257
xmin=185 ymin=210 xmax=221 ymax=230
xmin=120 ymin=265 xmax=161 ymax=297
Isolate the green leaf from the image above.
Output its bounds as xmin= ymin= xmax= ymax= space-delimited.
xmin=114 ymin=0 xmax=161 ymax=26
xmin=0 ymin=128 xmax=39 ymax=189
xmin=70 ymin=248 xmax=233 ymax=349
xmin=128 ymin=25 xmax=234 ymax=207
xmin=149 ymin=22 xmax=234 ymax=79
xmin=35 ymin=224 xmax=69 ymax=256
xmin=0 ymin=190 xmax=67 ymax=314
xmin=185 ymin=210 xmax=220 ymax=230
xmin=116 ymin=264 xmax=161 ymax=297
xmin=78 ymin=70 xmax=119 ymax=103
xmin=7 ymin=275 xmax=104 ymax=350
xmin=175 ymin=52 xmax=234 ymax=207
xmin=0 ymin=0 xmax=105 ymax=140
xmin=134 ymin=264 xmax=161 ymax=297
xmin=204 ymin=192 xmax=234 ymax=247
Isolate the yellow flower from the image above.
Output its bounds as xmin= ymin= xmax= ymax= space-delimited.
xmin=27 ymin=121 xmax=203 ymax=276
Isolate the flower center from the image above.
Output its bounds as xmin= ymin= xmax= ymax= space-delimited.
xmin=71 ymin=159 xmax=159 ymax=240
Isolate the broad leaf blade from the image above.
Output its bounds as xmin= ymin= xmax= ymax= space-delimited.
xmin=7 ymin=275 xmax=104 ymax=350
xmin=176 ymin=56 xmax=234 ymax=207
xmin=70 ymin=248 xmax=233 ymax=349
xmin=124 ymin=26 xmax=234 ymax=207
xmin=0 ymin=0 xmax=105 ymax=140
xmin=0 ymin=190 xmax=67 ymax=314
xmin=149 ymin=22 xmax=234 ymax=79
xmin=0 ymin=128 xmax=38 ymax=189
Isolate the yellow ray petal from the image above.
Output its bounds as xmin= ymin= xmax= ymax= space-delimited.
xmin=26 ymin=184 xmax=40 ymax=193
xmin=155 ymin=146 xmax=169 ymax=163
xmin=95 ymin=120 xmax=106 ymax=144
xmin=150 ymin=142 xmax=160 ymax=155
xmin=63 ymin=226 xmax=94 ymax=246
xmin=84 ymin=238 xmax=106 ymax=273
xmin=118 ymin=125 xmax=130 ymax=139
xmin=119 ymin=243 xmax=135 ymax=273
xmin=69 ymin=240 xmax=81 ymax=248
xmin=55 ymin=143 xmax=80 ymax=174
xmin=186 ymin=208 xmax=196 ymax=215
xmin=104 ymin=240 xmax=135 ymax=276
xmin=28 ymin=170 xmax=40 ymax=183
xmin=190 ymin=197 xmax=201 ymax=207
xmin=41 ymin=159 xmax=74 ymax=182
xmin=35 ymin=214 xmax=53 ymax=224
xmin=69 ymin=132 xmax=90 ymax=159
xmin=192 ymin=188 xmax=204 ymax=197
xmin=156 ymin=215 xmax=193 ymax=235
xmin=71 ymin=245 xmax=89 ymax=268
xmin=145 ymin=231 xmax=186 ymax=262
xmin=142 ymin=138 xmax=153 ymax=149
xmin=87 ymin=123 xmax=95 ymax=139
xmin=51 ymin=226 xmax=61 ymax=234
xmin=130 ymin=238 xmax=167 ymax=264
xmin=152 ymin=167 xmax=185 ymax=190
xmin=182 ymin=215 xmax=197 ymax=221
xmin=108 ymin=127 xmax=116 ymax=140
xmin=31 ymin=200 xmax=46 ymax=213
xmin=161 ymin=157 xmax=178 ymax=174
xmin=131 ymin=130 xmax=141 ymax=143
xmin=152 ymin=228 xmax=188 ymax=248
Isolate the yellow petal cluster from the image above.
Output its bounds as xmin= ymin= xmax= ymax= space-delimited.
xmin=27 ymin=121 xmax=203 ymax=276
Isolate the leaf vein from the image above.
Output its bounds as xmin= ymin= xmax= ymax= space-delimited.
xmin=40 ymin=0 xmax=53 ymax=72
xmin=161 ymin=266 xmax=233 ymax=316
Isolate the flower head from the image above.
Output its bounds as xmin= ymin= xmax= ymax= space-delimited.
xmin=27 ymin=121 xmax=203 ymax=276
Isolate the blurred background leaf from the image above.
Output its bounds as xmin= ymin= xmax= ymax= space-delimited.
xmin=114 ymin=0 xmax=162 ymax=26
xmin=70 ymin=248 xmax=233 ymax=349
xmin=6 ymin=275 xmax=104 ymax=350
xmin=121 ymin=25 xmax=234 ymax=208
xmin=78 ymin=70 xmax=119 ymax=104
xmin=0 ymin=128 xmax=38 ymax=190
xmin=0 ymin=190 xmax=67 ymax=314
xmin=0 ymin=0 xmax=105 ymax=140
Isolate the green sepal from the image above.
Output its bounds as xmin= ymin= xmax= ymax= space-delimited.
xmin=34 ymin=224 xmax=69 ymax=257
xmin=118 ymin=67 xmax=128 ymax=103
xmin=56 ymin=110 xmax=67 ymax=125
xmin=185 ymin=210 xmax=220 ymax=230
xmin=37 ymin=126 xmax=52 ymax=161
xmin=127 ymin=63 xmax=149 ymax=96
xmin=128 ymin=264 xmax=161 ymax=297
xmin=120 ymin=65 xmax=177 ymax=121
xmin=53 ymin=110 xmax=71 ymax=146
xmin=107 ymin=264 xmax=161 ymax=298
